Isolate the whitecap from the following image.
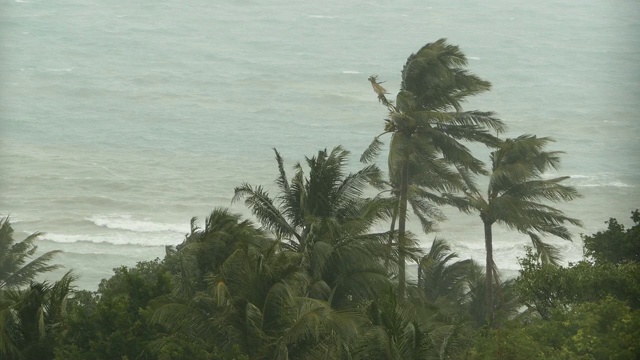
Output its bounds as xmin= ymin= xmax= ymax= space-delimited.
xmin=342 ymin=70 xmax=360 ymax=74
xmin=40 ymin=231 xmax=183 ymax=247
xmin=468 ymin=56 xmax=480 ymax=60
xmin=580 ymin=181 xmax=632 ymax=188
xmin=568 ymin=174 xmax=634 ymax=188
xmin=86 ymin=214 xmax=189 ymax=234
xmin=307 ymin=15 xmax=335 ymax=19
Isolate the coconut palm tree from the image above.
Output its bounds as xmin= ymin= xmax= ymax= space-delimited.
xmin=0 ymin=217 xmax=61 ymax=290
xmin=0 ymin=271 xmax=76 ymax=360
xmin=233 ymin=146 xmax=393 ymax=307
xmin=352 ymin=286 xmax=434 ymax=360
xmin=365 ymin=39 xmax=505 ymax=297
xmin=234 ymin=146 xmax=385 ymax=250
xmin=155 ymin=217 xmax=365 ymax=359
xmin=170 ymin=207 xmax=272 ymax=295
xmin=458 ymin=134 xmax=582 ymax=324
xmin=417 ymin=238 xmax=473 ymax=309
xmin=0 ymin=217 xmax=68 ymax=359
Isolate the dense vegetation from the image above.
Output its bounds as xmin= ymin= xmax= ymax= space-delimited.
xmin=2 ymin=40 xmax=638 ymax=359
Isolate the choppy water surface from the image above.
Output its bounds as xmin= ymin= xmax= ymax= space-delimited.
xmin=1 ymin=0 xmax=639 ymax=289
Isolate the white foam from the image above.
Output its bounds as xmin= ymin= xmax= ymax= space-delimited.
xmin=342 ymin=70 xmax=360 ymax=74
xmin=568 ymin=174 xmax=633 ymax=188
xmin=307 ymin=15 xmax=335 ymax=19
xmin=40 ymin=231 xmax=182 ymax=247
xmin=86 ymin=214 xmax=189 ymax=234
xmin=580 ymin=181 xmax=632 ymax=188
xmin=468 ymin=56 xmax=480 ymax=60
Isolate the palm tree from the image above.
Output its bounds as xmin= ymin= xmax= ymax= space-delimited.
xmin=233 ymin=146 xmax=393 ymax=307
xmin=170 ymin=207 xmax=272 ymax=294
xmin=0 ymin=217 xmax=61 ymax=290
xmin=234 ymin=146 xmax=385 ymax=250
xmin=352 ymin=287 xmax=434 ymax=360
xmin=155 ymin=215 xmax=364 ymax=359
xmin=0 ymin=271 xmax=76 ymax=360
xmin=417 ymin=238 xmax=473 ymax=309
xmin=365 ymin=39 xmax=505 ymax=297
xmin=462 ymin=262 xmax=519 ymax=328
xmin=458 ymin=134 xmax=582 ymax=324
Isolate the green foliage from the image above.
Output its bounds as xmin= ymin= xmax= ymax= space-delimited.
xmin=56 ymin=259 xmax=173 ymax=360
xmin=583 ymin=209 xmax=640 ymax=264
xmin=512 ymin=214 xmax=640 ymax=360
xmin=518 ymin=209 xmax=640 ymax=318
xmin=469 ymin=297 xmax=640 ymax=360
xmin=0 ymin=217 xmax=72 ymax=360
xmin=0 ymin=272 xmax=76 ymax=360
xmin=417 ymin=238 xmax=472 ymax=309
xmin=3 ymin=38 xmax=637 ymax=360
xmin=0 ymin=217 xmax=61 ymax=290
xmin=354 ymin=289 xmax=437 ymax=360
xmin=233 ymin=146 xmax=392 ymax=308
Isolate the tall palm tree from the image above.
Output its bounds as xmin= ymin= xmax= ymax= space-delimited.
xmin=365 ymin=39 xmax=505 ymax=297
xmin=0 ymin=217 xmax=61 ymax=290
xmin=458 ymin=134 xmax=582 ymax=324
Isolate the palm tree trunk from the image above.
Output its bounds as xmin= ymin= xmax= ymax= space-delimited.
xmin=397 ymin=161 xmax=409 ymax=299
xmin=484 ymin=221 xmax=494 ymax=326
xmin=385 ymin=200 xmax=399 ymax=269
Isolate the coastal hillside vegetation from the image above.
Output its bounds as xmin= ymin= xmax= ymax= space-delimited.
xmin=1 ymin=40 xmax=638 ymax=359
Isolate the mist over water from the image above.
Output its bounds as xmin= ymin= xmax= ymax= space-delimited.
xmin=1 ymin=0 xmax=639 ymax=289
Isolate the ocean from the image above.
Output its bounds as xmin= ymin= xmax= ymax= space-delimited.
xmin=1 ymin=0 xmax=639 ymax=290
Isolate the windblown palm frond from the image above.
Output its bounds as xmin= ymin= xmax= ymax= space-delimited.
xmin=528 ymin=232 xmax=563 ymax=266
xmin=361 ymin=134 xmax=388 ymax=164
xmin=0 ymin=218 xmax=62 ymax=290
xmin=353 ymin=286 xmax=439 ymax=360
xmin=418 ymin=238 xmax=474 ymax=307
xmin=233 ymin=184 xmax=302 ymax=244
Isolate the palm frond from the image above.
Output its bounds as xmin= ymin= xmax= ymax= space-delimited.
xmin=528 ymin=233 xmax=562 ymax=266
xmin=274 ymin=148 xmax=290 ymax=193
xmin=233 ymin=184 xmax=301 ymax=242
xmin=360 ymin=135 xmax=386 ymax=164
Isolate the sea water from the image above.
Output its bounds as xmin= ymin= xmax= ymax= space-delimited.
xmin=1 ymin=0 xmax=639 ymax=290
